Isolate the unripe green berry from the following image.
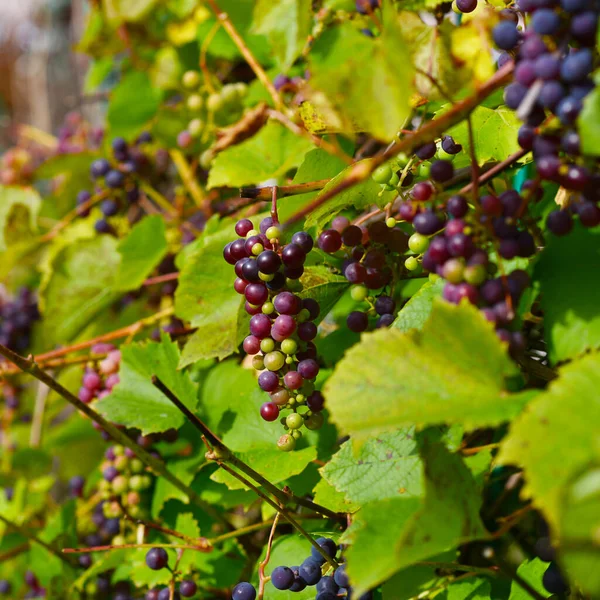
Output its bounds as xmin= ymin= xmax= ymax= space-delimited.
xmin=251 ymin=243 xmax=263 ymax=256
xmin=295 ymin=394 xmax=305 ymax=404
xmin=351 ymin=285 xmax=369 ymax=302
xmin=389 ymin=172 xmax=400 ymax=187
xmin=182 ymin=70 xmax=201 ymax=89
xmin=221 ymin=84 xmax=240 ymax=104
xmin=281 ymin=339 xmax=298 ymax=355
xmin=396 ymin=153 xmax=409 ymax=167
xmin=386 ymin=217 xmax=397 ymax=228
xmin=129 ymin=505 xmax=143 ymax=519
xmin=112 ymin=475 xmax=128 ymax=495
xmin=140 ymin=475 xmax=153 ymax=490
xmin=187 ymin=94 xmax=203 ymax=111
xmin=277 ymin=434 xmax=296 ymax=452
xmin=129 ymin=475 xmax=144 ymax=491
xmin=130 ymin=459 xmax=144 ymax=474
xmin=408 ymin=233 xmax=430 ymax=254
xmin=265 ymin=226 xmax=281 ymax=241
xmin=260 ymin=338 xmax=275 ymax=353
xmin=113 ymin=445 xmax=125 ymax=456
xmin=291 ymin=429 xmax=303 ymax=440
xmin=199 ymin=149 xmax=214 ymax=170
xmin=405 ymin=256 xmax=419 ymax=271
xmin=418 ymin=163 xmax=430 ymax=178
xmin=252 ymin=355 xmax=265 ymax=370
xmin=286 ymin=413 xmax=304 ymax=430
xmin=305 ymin=412 xmax=325 ymax=430
xmin=464 ymin=264 xmax=486 ymax=286
xmin=112 ymin=535 xmax=126 ymax=546
xmin=285 ymin=356 xmax=294 ymax=365
xmin=372 ymin=164 xmax=393 ymax=185
xmin=296 ymin=308 xmax=310 ymax=323
xmin=259 ymin=272 xmax=275 ymax=282
xmin=262 ymin=301 xmax=274 ymax=313
xmin=443 ymin=258 xmax=464 ymax=284
xmin=264 ymin=351 xmax=285 ymax=371
xmin=207 ymin=93 xmax=223 ymax=112
xmin=246 ymin=229 xmax=259 ymax=238
xmin=114 ymin=455 xmax=129 ymax=471
xmin=189 ymin=118 xmax=203 ymax=137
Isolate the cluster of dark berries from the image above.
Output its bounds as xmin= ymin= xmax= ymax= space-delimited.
xmin=55 ymin=111 xmax=104 ymax=155
xmin=232 ymin=537 xmax=372 ymax=600
xmin=78 ymin=133 xmax=155 ymax=234
xmin=78 ymin=343 xmax=121 ymax=406
xmin=317 ymin=215 xmax=409 ymax=332
xmin=0 ymin=287 xmax=40 ymax=354
xmin=493 ymin=0 xmax=600 ymax=234
xmin=224 ymin=217 xmax=326 ymax=451
xmin=145 ymin=548 xmax=198 ymax=598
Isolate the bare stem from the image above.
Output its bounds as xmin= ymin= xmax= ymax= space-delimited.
xmin=258 ymin=513 xmax=280 ymax=600
xmin=63 ymin=541 xmax=210 ymax=554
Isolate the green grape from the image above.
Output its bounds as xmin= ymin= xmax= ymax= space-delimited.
xmin=396 ymin=152 xmax=409 ymax=167
xmin=199 ymin=149 xmax=214 ymax=169
xmin=252 ymin=355 xmax=265 ymax=370
xmin=281 ymin=338 xmax=298 ymax=355
xmin=189 ymin=118 xmax=203 ymax=137
xmin=265 ymin=226 xmax=281 ymax=241
xmin=259 ymin=272 xmax=275 ymax=282
xmin=113 ymin=445 xmax=125 ymax=456
xmin=405 ymin=256 xmax=419 ymax=271
xmin=112 ymin=475 xmax=128 ymax=495
xmin=245 ymin=229 xmax=259 ymax=238
xmin=418 ymin=163 xmax=430 ymax=178
xmin=130 ymin=459 xmax=144 ymax=474
xmin=114 ymin=455 xmax=128 ymax=471
xmin=264 ymin=351 xmax=285 ymax=371
xmin=443 ymin=258 xmax=464 ymax=284
xmin=464 ymin=264 xmax=486 ymax=285
xmin=286 ymin=413 xmax=304 ymax=430
xmin=277 ymin=433 xmax=296 ymax=452
xmin=207 ymin=93 xmax=223 ymax=112
xmin=182 ymin=70 xmax=201 ymax=89
xmin=187 ymin=94 xmax=203 ymax=111
xmin=291 ymin=429 xmax=303 ymax=440
xmin=260 ymin=338 xmax=275 ymax=353
xmin=351 ymin=285 xmax=369 ymax=302
xmin=251 ymin=243 xmax=264 ymax=256
xmin=386 ymin=217 xmax=397 ymax=228
xmin=408 ymin=233 xmax=430 ymax=254
xmin=261 ymin=301 xmax=274 ymax=313
xmin=372 ymin=164 xmax=393 ymax=184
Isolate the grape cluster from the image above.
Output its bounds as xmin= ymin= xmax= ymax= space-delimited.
xmin=55 ymin=111 xmax=104 ymax=155
xmin=0 ymin=287 xmax=40 ymax=354
xmin=317 ymin=215 xmax=409 ymax=331
xmin=224 ymin=217 xmax=326 ymax=451
xmin=232 ymin=537 xmax=372 ymax=600
xmin=78 ymin=343 xmax=122 ymax=406
xmin=493 ymin=0 xmax=600 ymax=234
xmin=77 ymin=133 xmax=156 ymax=234
xmin=144 ymin=548 xmax=198 ymax=599
xmin=24 ymin=571 xmax=45 ymax=598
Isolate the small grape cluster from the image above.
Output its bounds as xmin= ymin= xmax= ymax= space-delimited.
xmin=145 ymin=548 xmax=198 ymax=599
xmin=55 ymin=111 xmax=104 ymax=155
xmin=77 ymin=133 xmax=155 ymax=234
xmin=493 ymin=0 xmax=600 ymax=234
xmin=0 ymin=287 xmax=40 ymax=354
xmin=223 ymin=217 xmax=326 ymax=451
xmin=232 ymin=537 xmax=372 ymax=600
xmin=317 ymin=215 xmax=408 ymax=332
xmin=78 ymin=343 xmax=121 ymax=406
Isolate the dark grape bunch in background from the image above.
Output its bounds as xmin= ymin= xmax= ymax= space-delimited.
xmin=0 ymin=287 xmax=40 ymax=355
xmin=231 ymin=536 xmax=373 ymax=600
xmin=493 ymin=0 xmax=600 ymax=234
xmin=224 ymin=217 xmax=326 ymax=452
xmin=143 ymin=547 xmax=198 ymax=599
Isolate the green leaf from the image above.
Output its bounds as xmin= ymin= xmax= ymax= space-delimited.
xmin=325 ymin=301 xmax=526 ymax=445
xmin=535 ymin=223 xmax=600 ymax=364
xmin=40 ymin=236 xmax=121 ymax=343
xmin=175 ymin=513 xmax=202 ymax=573
xmin=438 ymin=578 xmax=492 ymax=599
xmin=107 ymin=71 xmax=161 ymax=140
xmin=175 ymin=223 xmax=245 ymax=366
xmin=208 ymin=121 xmax=314 ymax=189
xmin=393 ymin=278 xmax=444 ymax=332
xmin=307 ymin=13 xmax=414 ymax=140
xmin=508 ymin=559 xmax=548 ymax=599
xmin=321 ymin=430 xmax=424 ymax=504
xmin=498 ymin=350 xmax=600 ymax=528
xmin=96 ymin=335 xmax=199 ymax=435
xmin=113 ymin=215 xmax=168 ymax=291
xmin=104 ymin=0 xmax=158 ymax=22
xmin=298 ymin=266 xmax=349 ymax=322
xmin=578 ymin=78 xmax=600 ymax=156
xmin=446 ymin=106 xmax=522 ymax=163
xmin=210 ymin=446 xmax=317 ymax=490
xmin=251 ymin=0 xmax=313 ymax=70
xmin=304 ymin=160 xmax=390 ymax=230
xmin=278 ymin=148 xmax=349 ymax=224
xmin=312 ymin=478 xmax=360 ymax=513
xmin=0 ymin=185 xmax=41 ymax=251
xmin=345 ymin=437 xmax=485 ymax=595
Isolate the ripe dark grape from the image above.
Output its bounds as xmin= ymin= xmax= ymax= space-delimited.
xmin=272 ymin=314 xmax=297 ymax=339
xmin=456 ymin=0 xmax=478 ymax=11
xmin=504 ymin=83 xmax=528 ymax=109
xmin=334 ymin=565 xmax=349 ymax=588
xmin=430 ymin=160 xmax=454 ymax=182
xmin=531 ymin=9 xmax=561 ymax=35
xmin=571 ymin=11 xmax=598 ymax=44
xmin=249 ymin=314 xmax=271 ymax=338
xmin=256 ymin=250 xmax=281 ymax=274
xmin=298 ymin=322 xmax=317 ymax=341
xmin=447 ymin=195 xmax=468 ymax=218
xmin=546 ymin=209 xmax=573 ymax=235
xmin=307 ymin=391 xmax=325 ymax=412
xmin=179 ymin=580 xmax=197 ymax=597
xmin=241 ymin=259 xmax=260 ymax=282
xmin=556 ymin=96 xmax=582 ymax=124
xmin=0 ymin=581 xmax=12 ymax=595
xmin=578 ymin=202 xmax=600 ymax=227
xmin=299 ymin=559 xmax=322 ymax=586
xmin=258 ymin=371 xmax=279 ymax=392
xmin=493 ymin=21 xmax=520 ymax=50
xmin=515 ymin=60 xmax=536 ymax=86
xmin=318 ymin=229 xmax=342 ymax=253
xmin=534 ymin=54 xmax=561 ymax=80
xmin=413 ymin=211 xmax=443 ymax=235
xmin=235 ymin=219 xmax=253 ymax=237
xmin=90 ymin=158 xmax=111 ymax=178
xmin=232 ymin=582 xmax=257 ymax=600
xmin=345 ymin=261 xmax=367 ymax=283
xmin=441 ymin=135 xmax=463 ymax=154
xmin=271 ymin=566 xmax=295 ymax=590
xmin=303 ymin=298 xmax=320 ymax=321
xmin=291 ymin=231 xmax=314 ymax=253
xmin=415 ymin=142 xmax=437 ymax=160
xmin=347 ymin=311 xmax=369 ymax=332
xmin=298 ymin=359 xmax=320 ymax=379
xmin=260 ymin=402 xmax=279 ymax=422
xmin=245 ymin=283 xmax=268 ymax=305
xmin=539 ymin=81 xmax=565 ymax=109
xmin=560 ymin=49 xmax=593 ymax=83
xmin=105 ymin=169 xmax=125 ymax=188
xmin=230 ymin=239 xmax=248 ymax=261
xmin=342 ymin=225 xmax=363 ymax=246
xmin=145 ymin=547 xmax=169 ymax=570
xmin=411 ymin=181 xmax=434 ymax=202
xmin=273 ymin=292 xmax=301 ymax=315
xmin=282 ymin=243 xmax=306 ymax=268
xmin=311 ymin=538 xmax=337 ymax=564
xmin=561 ymin=0 xmax=589 ymax=11
xmin=542 ymin=563 xmax=568 ymax=595
xmin=375 ymin=296 xmax=395 ymax=315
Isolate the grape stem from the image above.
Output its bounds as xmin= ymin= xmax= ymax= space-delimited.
xmin=239 ymin=179 xmax=331 ymax=201
xmin=152 ymin=376 xmax=343 ymax=521
xmin=170 ymin=149 xmax=206 ymax=210
xmin=203 ymin=0 xmax=285 ymax=112
xmin=271 ymin=185 xmax=279 ymax=225
xmin=459 ymin=149 xmax=528 ymax=195
xmin=258 ymin=513 xmax=280 ymax=600
xmin=0 ymin=343 xmax=232 ymax=530
xmin=217 ymin=461 xmax=339 ymax=570
xmin=0 ymin=515 xmax=77 ymax=567
xmin=63 ymin=542 xmax=210 ymax=554
xmin=283 ymin=60 xmax=515 ymax=228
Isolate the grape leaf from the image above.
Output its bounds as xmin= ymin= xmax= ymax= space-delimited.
xmin=393 ymin=278 xmax=444 ymax=332
xmin=325 ymin=301 xmax=528 ymax=445
xmin=535 ymin=223 xmax=600 ymax=364
xmin=40 ymin=236 xmax=121 ymax=344
xmin=304 ymin=160 xmax=390 ymax=230
xmin=508 ymin=559 xmax=548 ymax=599
xmin=208 ymin=121 xmax=314 ymax=189
xmin=103 ymin=0 xmax=158 ymax=22
xmin=312 ymin=478 xmax=360 ymax=513
xmin=175 ymin=513 xmax=202 ymax=573
xmin=0 ymin=185 xmax=41 ymax=251
xmin=578 ymin=78 xmax=600 ymax=156
xmin=307 ymin=11 xmax=414 ymax=140
xmin=96 ymin=335 xmax=199 ymax=435
xmin=321 ymin=430 xmax=424 ymax=504
xmin=113 ymin=215 xmax=168 ymax=291
xmin=446 ymin=106 xmax=522 ymax=163
xmin=438 ymin=578 xmax=492 ymax=599
xmin=297 ymin=266 xmax=349 ymax=322
xmin=345 ymin=437 xmax=485 ymax=595
xmin=107 ymin=71 xmax=162 ymax=140
xmin=498 ymin=350 xmax=600 ymax=528
xmin=251 ymin=0 xmax=312 ymax=70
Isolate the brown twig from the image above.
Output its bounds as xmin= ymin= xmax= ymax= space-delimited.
xmin=258 ymin=513 xmax=281 ymax=600
xmin=460 ymin=149 xmax=528 ymax=195
xmin=63 ymin=541 xmax=210 ymax=554
xmin=142 ymin=272 xmax=180 ymax=287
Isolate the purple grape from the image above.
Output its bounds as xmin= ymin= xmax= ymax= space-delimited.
xmin=413 ymin=211 xmax=443 ymax=235
xmin=415 ymin=142 xmax=437 ymax=160
xmin=241 ymin=259 xmax=260 ymax=282
xmin=493 ymin=21 xmax=520 ymax=50
xmin=429 ymin=160 xmax=454 ymax=183
xmin=244 ymin=283 xmax=268 ymax=306
xmin=499 ymin=190 xmax=522 ymax=217
xmin=243 ymin=335 xmax=260 ymax=354
xmin=546 ymin=210 xmax=573 ymax=235
xmin=318 ymin=230 xmax=342 ymax=253
xmin=531 ymin=9 xmax=561 ymax=35
xmin=504 ymin=83 xmax=528 ymax=109
xmin=571 ymin=11 xmax=598 ymax=45
xmin=235 ymin=219 xmax=254 ymax=237
xmin=344 ymin=261 xmax=367 ymax=283
xmin=518 ymin=125 xmax=536 ymax=150
xmin=272 ymin=314 xmax=297 ymax=339
xmin=456 ymin=0 xmax=478 ymax=11
xmin=539 ymin=81 xmax=565 ymax=109
xmin=302 ymin=298 xmax=320 ymax=320
xmin=561 ymin=131 xmax=580 ymax=154
xmin=230 ymin=239 xmax=248 ymax=261
xmin=179 ymin=581 xmax=197 ymax=597
xmin=282 ymin=243 xmax=306 ymax=268
xmin=271 ymin=566 xmax=295 ymax=590
xmin=375 ymin=296 xmax=396 ymax=315
xmin=447 ymin=233 xmax=474 ymax=258
xmin=250 ymin=314 xmax=272 ymax=338
xmin=535 ymin=54 xmax=561 ymax=80
xmin=145 ymin=548 xmax=168 ymax=570
xmin=447 ymin=195 xmax=468 ymax=218
xmin=556 ymin=96 xmax=582 ymax=125
xmin=291 ymin=231 xmax=314 ymax=253
xmin=515 ymin=60 xmax=537 ymax=86
xmin=346 ymin=311 xmax=369 ymax=332
xmin=105 ymin=169 xmax=125 ymax=188
xmin=520 ymin=36 xmax=548 ymax=59
xmin=298 ymin=359 xmax=320 ymax=379
xmin=341 ymin=225 xmax=363 ymax=246
xmin=259 ymin=217 xmax=274 ymax=234
xmin=90 ymin=158 xmax=111 ymax=178
xmin=274 ymin=292 xmax=301 ymax=315
xmin=537 ymin=155 xmax=561 ymax=179
xmin=560 ymin=49 xmax=593 ymax=83
xmin=307 ymin=391 xmax=325 ymax=412
xmin=259 ymin=371 xmax=279 ymax=392
xmin=256 ymin=250 xmax=281 ymax=274
xmin=578 ymin=202 xmax=600 ymax=227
